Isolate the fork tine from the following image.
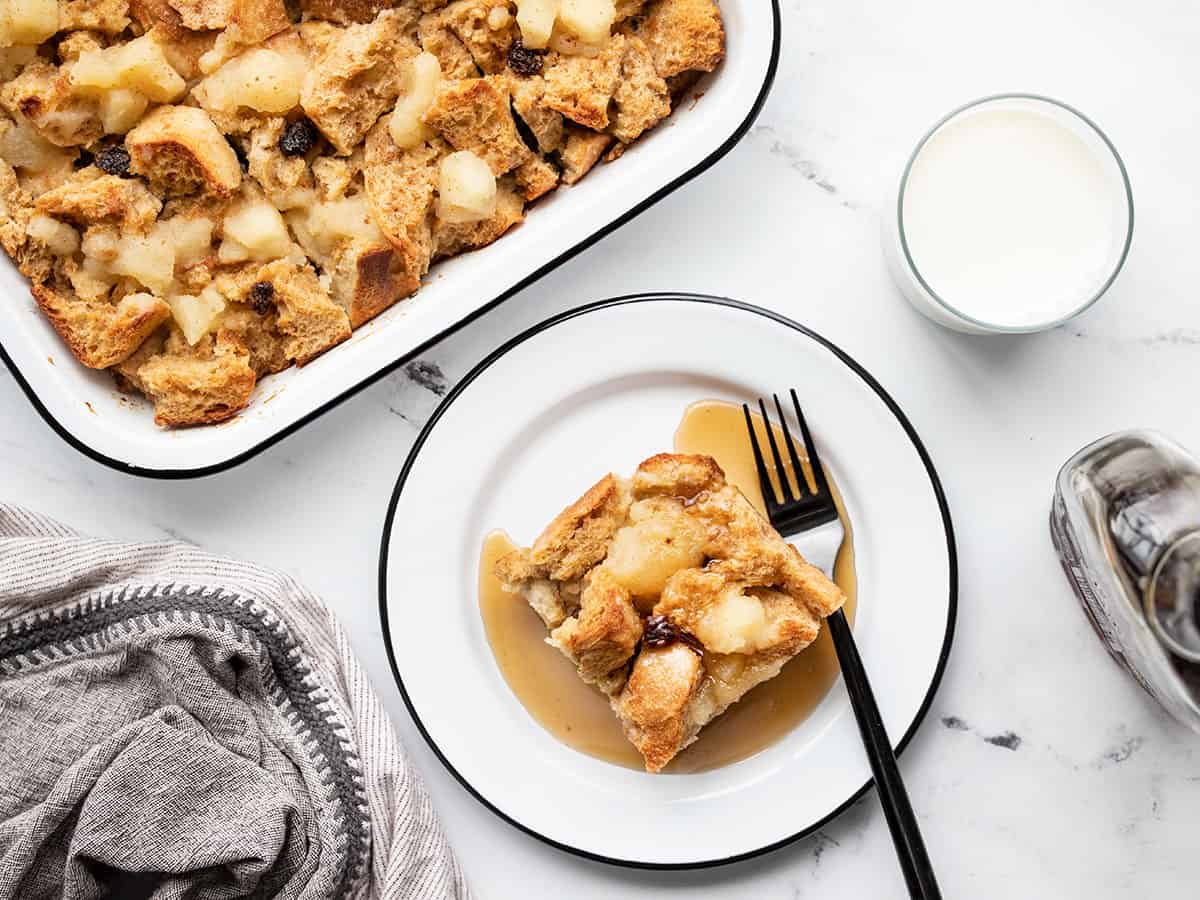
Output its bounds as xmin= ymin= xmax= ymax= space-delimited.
xmin=791 ymin=389 xmax=830 ymax=496
xmin=773 ymin=392 xmax=810 ymax=496
xmin=757 ymin=398 xmax=795 ymax=504
xmin=742 ymin=403 xmax=778 ymax=508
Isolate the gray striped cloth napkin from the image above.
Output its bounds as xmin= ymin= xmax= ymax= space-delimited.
xmin=0 ymin=504 xmax=471 ymax=900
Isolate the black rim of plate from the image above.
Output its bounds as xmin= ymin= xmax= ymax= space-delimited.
xmin=377 ymin=293 xmax=959 ymax=870
xmin=0 ymin=1 xmax=783 ymax=480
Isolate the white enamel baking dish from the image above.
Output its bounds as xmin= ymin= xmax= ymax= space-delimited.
xmin=0 ymin=2 xmax=780 ymax=477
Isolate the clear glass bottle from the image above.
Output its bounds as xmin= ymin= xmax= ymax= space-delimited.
xmin=1051 ymin=430 xmax=1200 ymax=732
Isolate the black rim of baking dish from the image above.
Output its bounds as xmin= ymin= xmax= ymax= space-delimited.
xmin=0 ymin=1 xmax=784 ymax=480
xmin=377 ymin=293 xmax=959 ymax=870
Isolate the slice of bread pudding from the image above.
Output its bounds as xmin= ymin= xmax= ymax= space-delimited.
xmin=496 ymin=453 xmax=846 ymax=773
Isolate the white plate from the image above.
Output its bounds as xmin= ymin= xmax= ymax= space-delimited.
xmin=0 ymin=3 xmax=779 ymax=478
xmin=379 ymin=295 xmax=957 ymax=868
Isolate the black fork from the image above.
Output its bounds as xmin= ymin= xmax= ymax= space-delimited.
xmin=744 ymin=390 xmax=942 ymax=900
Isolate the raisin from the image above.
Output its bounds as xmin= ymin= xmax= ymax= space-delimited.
xmin=250 ymin=282 xmax=275 ymax=315
xmin=73 ymin=148 xmax=94 ymax=170
xmin=95 ymin=146 xmax=131 ymax=177
xmin=642 ymin=615 xmax=704 ymax=655
xmin=507 ymin=39 xmax=545 ymax=77
xmin=279 ymin=118 xmax=319 ymax=157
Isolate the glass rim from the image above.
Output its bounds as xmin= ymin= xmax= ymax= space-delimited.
xmin=895 ymin=92 xmax=1136 ymax=334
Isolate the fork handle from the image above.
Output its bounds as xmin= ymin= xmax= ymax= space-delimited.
xmin=827 ymin=609 xmax=942 ymax=899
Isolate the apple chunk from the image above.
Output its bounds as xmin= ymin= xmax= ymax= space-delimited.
xmin=389 ymin=52 xmax=441 ymax=150
xmin=0 ymin=0 xmax=59 ymax=47
xmin=70 ymin=34 xmax=186 ymax=103
xmin=195 ymin=47 xmax=308 ymax=115
xmin=168 ymin=286 xmax=227 ymax=346
xmin=558 ymin=0 xmax=614 ymax=44
xmin=515 ymin=0 xmax=559 ymax=49
xmin=437 ymin=151 xmax=497 ymax=224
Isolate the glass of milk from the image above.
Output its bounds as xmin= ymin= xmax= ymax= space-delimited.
xmin=883 ymin=94 xmax=1134 ymax=334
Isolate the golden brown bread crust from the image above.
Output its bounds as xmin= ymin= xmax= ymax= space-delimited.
xmin=60 ymin=0 xmax=133 ymax=33
xmin=507 ymin=75 xmax=564 ymax=153
xmin=423 ymin=76 xmax=529 ymax=175
xmin=362 ymin=122 xmax=437 ymax=296
xmin=632 ymin=451 xmax=723 ymax=497
xmin=0 ymin=160 xmax=52 ymax=279
xmin=513 ymin=154 xmax=558 ymax=201
xmin=508 ymin=472 xmax=631 ymax=582
xmin=641 ymin=0 xmax=725 ymax=79
xmin=35 ymin=169 xmax=162 ymax=231
xmin=614 ymin=643 xmax=703 ymax=772
xmin=329 ymin=240 xmax=409 ymax=327
xmin=417 ymin=7 xmax=482 ymax=79
xmin=300 ymin=8 xmax=419 ymax=155
xmin=559 ymin=125 xmax=611 ymax=184
xmin=56 ymin=32 xmax=105 ymax=64
xmin=541 ymin=37 xmax=625 ymax=131
xmin=128 ymin=0 xmax=185 ymax=37
xmin=33 ymin=283 xmax=170 ymax=369
xmin=497 ymin=453 xmax=847 ymax=772
xmin=0 ymin=59 xmax=102 ymax=148
xmin=126 ymin=106 xmax=243 ymax=198
xmin=166 ymin=0 xmax=233 ymax=30
xmin=136 ymin=329 xmax=256 ymax=425
xmin=216 ymin=304 xmax=290 ymax=376
xmin=301 ymin=0 xmax=397 ymax=24
xmin=197 ymin=0 xmax=291 ymax=66
xmin=437 ymin=0 xmax=517 ymax=74
xmin=549 ymin=567 xmax=643 ymax=686
xmin=111 ymin=324 xmax=166 ymax=393
xmin=127 ymin=0 xmax=217 ymax=80
xmin=256 ymin=258 xmax=352 ymax=364
xmin=610 ymin=35 xmax=670 ymax=144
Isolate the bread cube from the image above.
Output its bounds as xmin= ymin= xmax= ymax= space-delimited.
xmin=59 ymin=0 xmax=131 ymax=34
xmin=32 ymin=282 xmax=170 ymax=368
xmin=136 ymin=329 xmax=257 ymax=426
xmin=125 ymin=105 xmax=242 ymax=197
xmin=641 ymin=0 xmax=724 ymax=78
xmin=423 ymin=76 xmax=529 ymax=174
xmin=254 ymin=258 xmax=351 ymax=365
xmin=36 ymin=171 xmax=163 ymax=231
xmin=300 ymin=8 xmax=418 ymax=155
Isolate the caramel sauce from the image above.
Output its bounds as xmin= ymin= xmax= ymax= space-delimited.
xmin=478 ymin=400 xmax=858 ymax=773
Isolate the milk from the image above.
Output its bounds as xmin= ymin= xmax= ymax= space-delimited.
xmin=886 ymin=97 xmax=1132 ymax=333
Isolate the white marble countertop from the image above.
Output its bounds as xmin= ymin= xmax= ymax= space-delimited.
xmin=3 ymin=0 xmax=1199 ymax=895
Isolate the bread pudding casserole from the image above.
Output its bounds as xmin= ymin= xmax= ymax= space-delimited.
xmin=0 ymin=0 xmax=725 ymax=426
xmin=495 ymin=453 xmax=846 ymax=773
